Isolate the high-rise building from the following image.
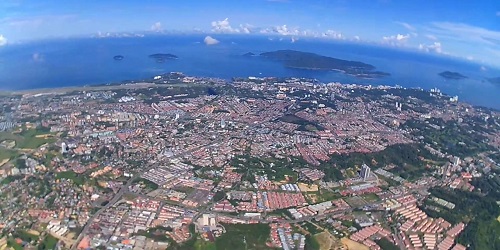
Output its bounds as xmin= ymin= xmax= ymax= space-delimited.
xmin=360 ymin=164 xmax=371 ymax=181
xmin=220 ymin=119 xmax=226 ymax=129
xmin=61 ymin=142 xmax=68 ymax=154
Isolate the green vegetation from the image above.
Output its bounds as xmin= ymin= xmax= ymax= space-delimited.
xmin=403 ymin=118 xmax=494 ymax=157
xmin=231 ymin=155 xmax=306 ymax=182
xmin=215 ymin=223 xmax=270 ymax=250
xmin=0 ymin=175 xmax=23 ymax=185
xmin=322 ymin=143 xmax=443 ymax=180
xmin=420 ymin=187 xmax=500 ymax=250
xmin=305 ymin=234 xmax=320 ymax=250
xmin=55 ymin=171 xmax=85 ymax=185
xmin=7 ymin=238 xmax=23 ymax=250
xmin=133 ymin=178 xmax=159 ymax=190
xmin=278 ymin=114 xmax=325 ymax=131
xmin=0 ymin=128 xmax=56 ymax=150
xmin=213 ymin=190 xmax=226 ymax=202
xmin=134 ymin=227 xmax=172 ymax=242
xmin=300 ymin=221 xmax=322 ymax=235
xmin=375 ymin=238 xmax=399 ymax=250
xmin=13 ymin=230 xmax=39 ymax=243
xmin=17 ymin=128 xmax=56 ymax=149
xmin=0 ymin=148 xmax=18 ymax=161
xmin=194 ymin=240 xmax=217 ymax=250
xmin=38 ymin=234 xmax=58 ymax=250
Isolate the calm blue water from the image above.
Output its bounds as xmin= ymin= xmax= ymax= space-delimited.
xmin=0 ymin=34 xmax=499 ymax=109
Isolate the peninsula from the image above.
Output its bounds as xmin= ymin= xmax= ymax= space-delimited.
xmin=259 ymin=50 xmax=390 ymax=78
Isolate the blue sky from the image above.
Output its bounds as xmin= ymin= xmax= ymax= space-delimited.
xmin=1 ymin=0 xmax=499 ymax=67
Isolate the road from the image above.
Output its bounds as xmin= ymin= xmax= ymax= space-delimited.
xmin=70 ymin=142 xmax=217 ymax=249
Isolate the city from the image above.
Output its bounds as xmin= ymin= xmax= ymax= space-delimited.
xmin=0 ymin=73 xmax=498 ymax=250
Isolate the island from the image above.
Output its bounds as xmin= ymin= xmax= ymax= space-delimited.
xmin=148 ymin=53 xmax=178 ymax=63
xmin=487 ymin=77 xmax=500 ymax=85
xmin=259 ymin=50 xmax=390 ymax=79
xmin=113 ymin=55 xmax=124 ymax=61
xmin=242 ymin=52 xmax=256 ymax=57
xmin=438 ymin=71 xmax=467 ymax=80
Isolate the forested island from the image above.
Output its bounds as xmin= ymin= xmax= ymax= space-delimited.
xmin=259 ymin=50 xmax=390 ymax=78
xmin=243 ymin=52 xmax=256 ymax=57
xmin=148 ymin=53 xmax=178 ymax=63
xmin=439 ymin=71 xmax=467 ymax=80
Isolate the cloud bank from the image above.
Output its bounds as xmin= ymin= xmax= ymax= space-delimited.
xmin=0 ymin=35 xmax=7 ymax=46
xmin=419 ymin=42 xmax=443 ymax=54
xmin=204 ymin=36 xmax=219 ymax=45
xmin=382 ymin=33 xmax=410 ymax=45
xmin=151 ymin=22 xmax=162 ymax=32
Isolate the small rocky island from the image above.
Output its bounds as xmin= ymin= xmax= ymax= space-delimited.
xmin=439 ymin=71 xmax=467 ymax=80
xmin=149 ymin=53 xmax=178 ymax=63
xmin=258 ymin=50 xmax=390 ymax=79
xmin=113 ymin=55 xmax=124 ymax=61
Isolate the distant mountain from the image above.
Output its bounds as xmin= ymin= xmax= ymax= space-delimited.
xmin=148 ymin=53 xmax=178 ymax=63
xmin=438 ymin=71 xmax=467 ymax=80
xmin=487 ymin=77 xmax=500 ymax=85
xmin=259 ymin=50 xmax=390 ymax=78
xmin=113 ymin=55 xmax=124 ymax=61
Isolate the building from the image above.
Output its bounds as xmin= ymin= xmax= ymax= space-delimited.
xmin=61 ymin=142 xmax=68 ymax=154
xmin=202 ymin=214 xmax=217 ymax=227
xmin=361 ymin=164 xmax=371 ymax=181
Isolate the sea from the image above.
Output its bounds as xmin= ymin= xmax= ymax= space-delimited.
xmin=0 ymin=34 xmax=499 ymax=109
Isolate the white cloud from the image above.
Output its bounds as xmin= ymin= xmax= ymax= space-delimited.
xmin=32 ymin=52 xmax=43 ymax=62
xmin=497 ymin=11 xmax=500 ymax=17
xmin=239 ymin=24 xmax=253 ymax=34
xmin=382 ymin=33 xmax=410 ymax=45
xmin=425 ymin=34 xmax=437 ymax=40
xmin=322 ymin=30 xmax=344 ymax=39
xmin=273 ymin=25 xmax=300 ymax=36
xmin=480 ymin=65 xmax=487 ymax=71
xmin=418 ymin=42 xmax=443 ymax=54
xmin=428 ymin=22 xmax=500 ymax=46
xmin=0 ymin=35 xmax=7 ymax=46
xmin=211 ymin=18 xmax=238 ymax=33
xmin=150 ymin=22 xmax=162 ymax=32
xmin=204 ymin=36 xmax=219 ymax=45
xmin=396 ymin=21 xmax=415 ymax=31
xmin=353 ymin=35 xmax=360 ymax=41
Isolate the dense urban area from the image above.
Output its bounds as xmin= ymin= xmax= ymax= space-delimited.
xmin=0 ymin=73 xmax=499 ymax=250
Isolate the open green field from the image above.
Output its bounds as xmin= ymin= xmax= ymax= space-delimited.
xmin=215 ymin=223 xmax=271 ymax=250
xmin=0 ymin=149 xmax=19 ymax=162
xmin=0 ymin=128 xmax=56 ymax=150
